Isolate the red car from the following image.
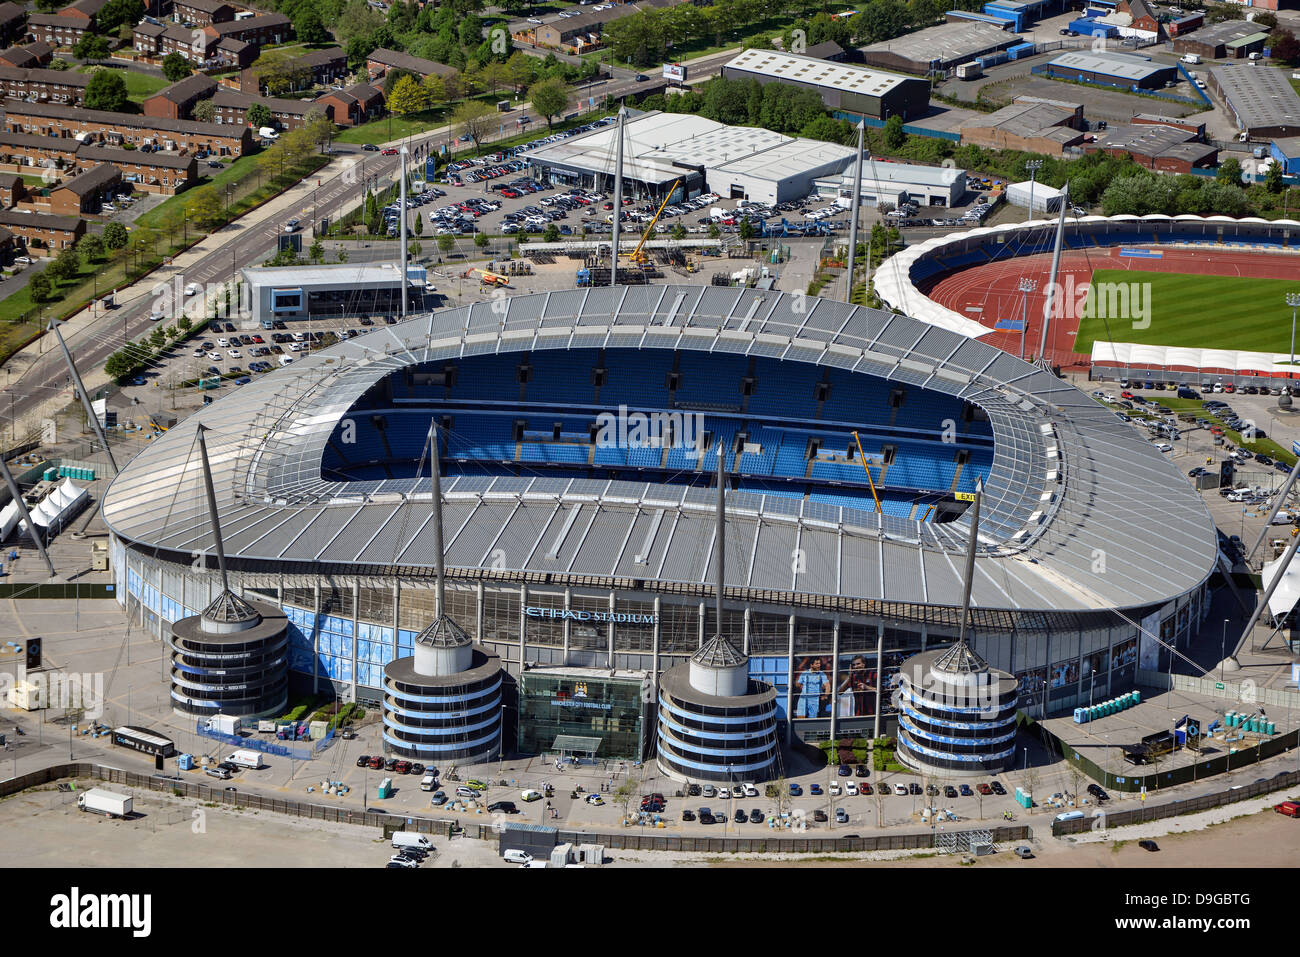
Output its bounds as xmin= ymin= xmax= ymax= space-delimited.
xmin=860 ymin=782 xmax=873 ymax=795
xmin=1275 ymin=801 xmax=1300 ymax=817
xmin=381 ymin=148 xmax=399 ymax=155
xmin=976 ymin=782 xmax=992 ymax=795
xmin=251 ymin=334 xmax=264 ymax=343
xmin=1120 ymin=390 xmax=1134 ymax=399
xmin=368 ymin=755 xmax=383 ymax=770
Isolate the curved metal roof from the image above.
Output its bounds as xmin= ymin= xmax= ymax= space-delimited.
xmin=100 ymin=285 xmax=1216 ymax=615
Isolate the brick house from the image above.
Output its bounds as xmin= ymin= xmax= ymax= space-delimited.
xmin=59 ymin=0 xmax=109 ymax=27
xmin=365 ymin=47 xmax=457 ymax=83
xmin=0 ymin=41 xmax=55 ymax=68
xmin=0 ymin=65 xmax=90 ymax=105
xmin=0 ymin=208 xmax=85 ymax=254
xmin=77 ymin=144 xmax=197 ymax=193
xmin=0 ymin=172 xmax=24 ymax=208
xmin=25 ymin=13 xmax=90 ymax=48
xmin=134 ymin=21 xmax=253 ymax=67
xmin=173 ymin=0 xmax=235 ymax=26
xmin=239 ymin=45 xmax=347 ymax=93
xmin=209 ymin=88 xmax=324 ymax=130
xmin=315 ymin=83 xmax=384 ymax=127
xmin=3 ymin=101 xmax=252 ymax=157
xmin=142 ymin=73 xmax=218 ymax=120
xmin=48 ymin=161 xmax=120 ymax=215
xmin=0 ymin=1 xmax=28 ymax=44
xmin=0 ymin=225 xmax=14 ymax=261
xmin=203 ymin=13 xmax=291 ymax=50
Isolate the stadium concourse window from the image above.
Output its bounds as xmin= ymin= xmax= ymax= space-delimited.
xmin=747 ymin=611 xmax=788 ymax=655
xmin=527 ymin=592 xmax=565 ymax=647
xmin=659 ymin=602 xmax=699 ymax=654
xmin=481 ymin=587 xmax=520 ymax=643
xmin=358 ymin=584 xmax=393 ymax=624
xmin=613 ymin=600 xmax=655 ymax=652
xmin=568 ymin=594 xmax=608 ymax=651
xmin=793 ymin=617 xmax=834 ymax=655
xmin=700 ymin=608 xmax=745 ymax=643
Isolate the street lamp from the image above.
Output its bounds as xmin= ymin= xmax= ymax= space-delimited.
xmin=1221 ymin=618 xmax=1229 ymax=681
xmin=1025 ymin=160 xmax=1043 ymax=223
xmin=1018 ymin=278 xmax=1037 ymax=360
xmin=1286 ymin=292 xmax=1300 ymax=404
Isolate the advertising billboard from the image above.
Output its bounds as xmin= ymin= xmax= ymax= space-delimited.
xmin=663 ymin=62 xmax=687 ymax=82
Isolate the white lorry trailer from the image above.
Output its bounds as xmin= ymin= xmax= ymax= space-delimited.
xmin=78 ymin=788 xmax=132 ymax=818
xmin=205 ymin=714 xmax=241 ymax=736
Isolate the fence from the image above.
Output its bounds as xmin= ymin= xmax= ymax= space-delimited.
xmin=1051 ymin=766 xmax=1300 ymax=837
xmin=0 ymin=583 xmax=114 ymax=599
xmin=194 ymin=721 xmax=331 ymax=760
xmin=0 ymin=760 xmax=1031 ymax=854
xmin=830 ymin=112 xmax=963 ymax=143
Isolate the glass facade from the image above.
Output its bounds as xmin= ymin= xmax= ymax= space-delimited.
xmin=517 ymin=671 xmax=649 ymax=760
xmin=115 ymin=544 xmax=1212 ymax=751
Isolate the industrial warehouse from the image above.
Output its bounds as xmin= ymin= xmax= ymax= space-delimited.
xmin=720 ymin=49 xmax=930 ymax=121
xmin=100 ymin=286 xmax=1217 ymax=775
xmin=524 ymin=110 xmax=857 ymax=204
xmin=1209 ymin=64 xmax=1300 ymax=140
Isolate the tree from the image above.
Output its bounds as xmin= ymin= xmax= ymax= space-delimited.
xmin=383 ymin=67 xmax=418 ymax=98
xmin=249 ymin=48 xmax=311 ymax=95
xmin=78 ymin=234 xmax=105 ymax=263
xmin=738 ymin=218 xmax=756 ymax=241
xmin=529 ymin=78 xmax=568 ymax=130
xmin=28 ymin=272 xmax=52 ymax=302
xmin=84 ymin=70 xmax=128 ymax=113
xmin=104 ymin=350 xmax=137 ymax=380
xmin=437 ymin=233 xmax=455 ymax=259
xmin=185 ymin=185 xmax=225 ymax=229
xmin=1272 ymin=30 xmax=1300 ymax=67
xmin=883 ymin=115 xmax=906 ymax=151
xmin=309 ymin=239 xmax=324 ymax=263
xmin=707 ymin=222 xmax=720 ymax=239
xmin=98 ymin=0 xmax=144 ymax=33
xmin=474 ymin=231 xmax=489 ymax=252
xmin=161 ymin=52 xmax=193 ymax=83
xmin=246 ymin=102 xmax=272 ymax=132
xmin=294 ymin=7 xmax=331 ymax=44
xmin=194 ymin=99 xmax=217 ymax=124
xmin=103 ymin=222 xmax=129 ymax=250
xmin=178 ymin=315 xmax=192 ymax=333
xmin=408 ymin=239 xmax=422 ymax=259
xmin=49 ymin=246 xmax=80 ymax=282
xmin=387 ymin=74 xmax=429 ymax=116
xmin=671 ymin=223 xmax=686 ymax=241
xmin=1266 ymin=161 xmax=1284 ymax=194
xmin=413 ymin=212 xmax=424 ymax=236
xmin=336 ymin=245 xmax=349 ymax=263
xmin=74 ymin=35 xmax=110 ymax=61
xmin=1217 ymin=157 xmax=1243 ymax=187
xmin=450 ymin=100 xmax=495 ymax=152
xmin=542 ymin=223 xmax=560 ymax=242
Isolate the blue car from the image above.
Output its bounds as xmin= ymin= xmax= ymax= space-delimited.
xmin=810 ymin=783 xmax=823 ymax=796
xmin=837 ymin=764 xmax=851 ymax=776
xmin=789 ymin=783 xmax=803 ymax=796
xmin=959 ymin=784 xmax=973 ymax=797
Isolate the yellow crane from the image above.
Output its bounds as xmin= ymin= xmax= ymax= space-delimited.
xmin=850 ymin=431 xmax=882 ymax=514
xmin=627 ymin=179 xmax=681 ymax=268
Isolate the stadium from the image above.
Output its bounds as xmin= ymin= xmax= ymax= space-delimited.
xmin=100 ymin=284 xmax=1217 ymax=762
xmin=874 ymin=213 xmax=1300 ymax=383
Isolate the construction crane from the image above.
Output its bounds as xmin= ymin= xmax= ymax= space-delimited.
xmin=627 ymin=179 xmax=681 ymax=268
xmin=850 ymin=431 xmax=883 ymax=514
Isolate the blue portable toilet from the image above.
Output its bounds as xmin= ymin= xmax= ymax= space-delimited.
xmin=177 ymin=753 xmax=194 ymax=771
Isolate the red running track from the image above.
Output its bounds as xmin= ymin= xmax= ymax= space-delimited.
xmin=921 ymin=245 xmax=1300 ymax=369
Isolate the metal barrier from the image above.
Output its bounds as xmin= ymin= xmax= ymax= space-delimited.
xmin=0 ymin=761 xmax=1031 ymax=854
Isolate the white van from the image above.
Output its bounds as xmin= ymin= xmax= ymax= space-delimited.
xmin=420 ymin=774 xmax=437 ymax=791
xmin=278 ymin=355 xmax=294 ymax=366
xmin=392 ymin=831 xmax=432 ymax=851
xmin=1055 ymin=810 xmax=1085 ymax=822
xmin=1180 ymin=53 xmax=1200 ymax=64
xmin=503 ymin=849 xmax=533 ymax=864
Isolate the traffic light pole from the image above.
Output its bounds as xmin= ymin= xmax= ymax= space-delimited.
xmin=0 ymin=454 xmax=57 ymax=578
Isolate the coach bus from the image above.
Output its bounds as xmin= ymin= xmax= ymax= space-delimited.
xmin=112 ymin=726 xmax=176 ymax=758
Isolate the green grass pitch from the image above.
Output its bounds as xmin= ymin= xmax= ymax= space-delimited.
xmin=1073 ymin=269 xmax=1300 ymax=354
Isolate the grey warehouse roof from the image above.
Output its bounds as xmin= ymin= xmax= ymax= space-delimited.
xmin=724 ymin=48 xmax=916 ymax=96
xmin=99 ymin=286 xmax=1217 ymax=616
xmin=1048 ymin=50 xmax=1169 ymax=81
xmin=1212 ymin=65 xmax=1300 ymax=132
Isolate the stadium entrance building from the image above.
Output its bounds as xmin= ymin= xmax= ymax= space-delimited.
xmin=240 ymin=262 xmax=431 ymax=324
xmin=517 ymin=667 xmax=651 ymax=761
xmin=104 ymin=286 xmax=1217 ymax=757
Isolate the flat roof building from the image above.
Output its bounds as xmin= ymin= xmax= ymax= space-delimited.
xmin=1210 ymin=65 xmax=1300 ymax=140
xmin=1173 ymin=20 xmax=1268 ymax=59
xmin=1040 ymin=50 xmax=1177 ymax=90
xmin=721 ymin=48 xmax=930 ymax=121
xmin=526 ymin=110 xmax=856 ymax=204
xmin=860 ymin=20 xmax=1015 ymax=74
xmin=1084 ymin=122 xmax=1218 ymax=172
xmin=817 ymin=159 xmax=966 ymax=208
xmin=959 ymin=96 xmax=1085 ymax=155
xmin=240 ymin=262 xmax=430 ymax=323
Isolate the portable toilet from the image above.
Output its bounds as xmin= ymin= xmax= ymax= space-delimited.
xmin=377 ymin=776 xmax=393 ymax=799
xmin=1074 ymin=708 xmax=1084 ymax=723
xmin=177 ymin=753 xmax=194 ymax=771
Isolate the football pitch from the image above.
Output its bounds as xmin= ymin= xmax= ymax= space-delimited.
xmin=1073 ymin=269 xmax=1300 ymax=354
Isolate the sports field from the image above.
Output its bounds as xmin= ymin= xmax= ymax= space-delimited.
xmin=1074 ymin=270 xmax=1300 ymax=354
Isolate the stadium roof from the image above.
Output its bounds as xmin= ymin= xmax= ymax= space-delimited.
xmin=101 ymin=286 xmax=1215 ymax=617
xmin=723 ymin=48 xmax=916 ymax=97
